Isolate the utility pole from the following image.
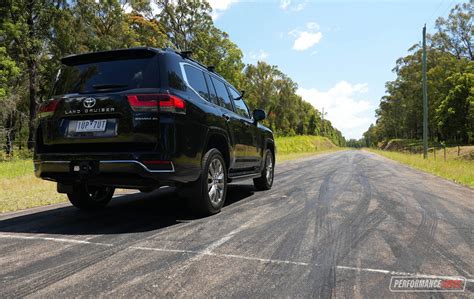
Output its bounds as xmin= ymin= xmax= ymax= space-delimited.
xmin=321 ymin=107 xmax=327 ymax=136
xmin=422 ymin=24 xmax=428 ymax=159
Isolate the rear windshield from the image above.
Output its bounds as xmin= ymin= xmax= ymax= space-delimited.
xmin=53 ymin=56 xmax=159 ymax=95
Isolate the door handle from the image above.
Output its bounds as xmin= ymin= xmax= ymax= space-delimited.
xmin=222 ymin=114 xmax=231 ymax=122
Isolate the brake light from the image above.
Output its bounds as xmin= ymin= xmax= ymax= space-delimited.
xmin=127 ymin=94 xmax=186 ymax=113
xmin=38 ymin=99 xmax=60 ymax=118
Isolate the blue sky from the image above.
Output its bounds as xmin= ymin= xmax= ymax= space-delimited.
xmin=207 ymin=0 xmax=460 ymax=139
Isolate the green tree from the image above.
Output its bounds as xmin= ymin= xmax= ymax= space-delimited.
xmin=432 ymin=1 xmax=473 ymax=60
xmin=436 ymin=69 xmax=473 ymax=143
xmin=2 ymin=0 xmax=59 ymax=148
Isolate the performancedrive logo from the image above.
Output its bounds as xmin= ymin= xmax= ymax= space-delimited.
xmin=389 ymin=276 xmax=466 ymax=292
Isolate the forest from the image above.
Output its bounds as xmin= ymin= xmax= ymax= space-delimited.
xmin=0 ymin=0 xmax=345 ymax=158
xmin=361 ymin=1 xmax=473 ymax=148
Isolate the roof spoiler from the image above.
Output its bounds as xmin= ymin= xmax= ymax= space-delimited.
xmin=61 ymin=47 xmax=157 ymax=66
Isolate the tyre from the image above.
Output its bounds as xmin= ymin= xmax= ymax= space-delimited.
xmin=67 ymin=184 xmax=115 ymax=210
xmin=181 ymin=148 xmax=227 ymax=216
xmin=254 ymin=149 xmax=274 ymax=191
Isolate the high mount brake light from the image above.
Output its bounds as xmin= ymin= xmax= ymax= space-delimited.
xmin=127 ymin=94 xmax=186 ymax=113
xmin=38 ymin=99 xmax=60 ymax=118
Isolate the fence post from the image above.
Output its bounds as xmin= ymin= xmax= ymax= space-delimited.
xmin=433 ymin=147 xmax=436 ymax=160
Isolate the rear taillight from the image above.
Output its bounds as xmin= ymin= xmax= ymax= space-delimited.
xmin=38 ymin=99 xmax=60 ymax=118
xmin=127 ymin=94 xmax=186 ymax=113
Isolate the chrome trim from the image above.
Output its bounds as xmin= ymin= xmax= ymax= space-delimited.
xmin=179 ymin=62 xmax=215 ymax=104
xmin=100 ymin=160 xmax=175 ymax=173
xmin=36 ymin=161 xmax=70 ymax=164
xmin=229 ymin=172 xmax=261 ymax=180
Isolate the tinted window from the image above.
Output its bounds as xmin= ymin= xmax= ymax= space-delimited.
xmin=211 ymin=77 xmax=233 ymax=111
xmin=204 ymin=73 xmax=219 ymax=105
xmin=229 ymin=87 xmax=250 ymax=118
xmin=184 ymin=65 xmax=210 ymax=101
xmin=54 ymin=57 xmax=159 ymax=94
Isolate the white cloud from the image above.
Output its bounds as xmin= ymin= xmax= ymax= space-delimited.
xmin=289 ymin=22 xmax=323 ymax=51
xmin=280 ymin=0 xmax=291 ymax=10
xmin=292 ymin=31 xmax=323 ymax=51
xmin=297 ymin=81 xmax=375 ymax=139
xmin=248 ymin=49 xmax=269 ymax=61
xmin=208 ymin=0 xmax=239 ymax=19
xmin=280 ymin=0 xmax=308 ymax=11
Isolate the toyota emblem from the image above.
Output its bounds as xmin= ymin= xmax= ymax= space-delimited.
xmin=83 ymin=97 xmax=96 ymax=108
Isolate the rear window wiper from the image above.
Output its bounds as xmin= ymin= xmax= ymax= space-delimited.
xmin=92 ymin=84 xmax=128 ymax=90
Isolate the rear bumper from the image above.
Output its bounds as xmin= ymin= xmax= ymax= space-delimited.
xmin=34 ymin=153 xmax=201 ymax=188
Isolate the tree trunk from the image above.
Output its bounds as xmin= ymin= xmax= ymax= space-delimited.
xmin=5 ymin=112 xmax=17 ymax=156
xmin=27 ymin=57 xmax=37 ymax=150
xmin=26 ymin=0 xmax=38 ymax=150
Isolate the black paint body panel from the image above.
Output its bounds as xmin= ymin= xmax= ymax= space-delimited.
xmin=34 ymin=48 xmax=275 ymax=189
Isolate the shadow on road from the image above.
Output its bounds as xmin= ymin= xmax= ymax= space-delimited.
xmin=0 ymin=184 xmax=256 ymax=236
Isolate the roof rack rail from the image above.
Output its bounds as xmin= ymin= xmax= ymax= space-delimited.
xmin=165 ymin=48 xmax=225 ymax=80
xmin=179 ymin=50 xmax=192 ymax=59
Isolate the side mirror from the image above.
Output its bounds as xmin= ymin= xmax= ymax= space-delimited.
xmin=253 ymin=109 xmax=266 ymax=122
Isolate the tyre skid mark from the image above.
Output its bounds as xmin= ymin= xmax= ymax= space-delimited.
xmin=5 ymin=233 xmax=472 ymax=284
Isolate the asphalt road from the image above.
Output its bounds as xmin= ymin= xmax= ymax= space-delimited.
xmin=0 ymin=150 xmax=473 ymax=298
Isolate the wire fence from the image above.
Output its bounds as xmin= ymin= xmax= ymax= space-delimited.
xmin=404 ymin=142 xmax=466 ymax=161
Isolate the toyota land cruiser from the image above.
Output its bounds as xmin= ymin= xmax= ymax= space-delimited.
xmin=34 ymin=47 xmax=275 ymax=215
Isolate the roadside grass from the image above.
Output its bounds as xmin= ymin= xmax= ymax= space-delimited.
xmin=0 ymin=159 xmax=33 ymax=179
xmin=0 ymin=159 xmax=66 ymax=213
xmin=0 ymin=135 xmax=341 ymax=213
xmin=276 ymin=135 xmax=343 ymax=162
xmin=366 ymin=148 xmax=474 ymax=188
xmin=276 ymin=135 xmax=337 ymax=154
xmin=0 ymin=175 xmax=66 ymax=213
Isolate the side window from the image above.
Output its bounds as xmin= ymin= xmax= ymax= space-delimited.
xmin=184 ymin=65 xmax=210 ymax=101
xmin=210 ymin=77 xmax=233 ymax=111
xmin=204 ymin=73 xmax=219 ymax=105
xmin=229 ymin=87 xmax=250 ymax=119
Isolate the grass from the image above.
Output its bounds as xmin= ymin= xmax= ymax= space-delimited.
xmin=0 ymin=135 xmax=340 ymax=213
xmin=366 ymin=148 xmax=474 ymax=188
xmin=0 ymin=159 xmax=33 ymax=179
xmin=0 ymin=159 xmax=66 ymax=213
xmin=275 ymin=135 xmax=342 ymax=162
xmin=0 ymin=175 xmax=66 ymax=213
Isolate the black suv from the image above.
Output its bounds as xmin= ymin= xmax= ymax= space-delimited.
xmin=34 ymin=47 xmax=275 ymax=215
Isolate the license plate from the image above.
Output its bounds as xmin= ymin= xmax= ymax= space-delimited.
xmin=75 ymin=119 xmax=108 ymax=132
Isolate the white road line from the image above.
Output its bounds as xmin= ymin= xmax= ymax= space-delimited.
xmin=201 ymin=225 xmax=248 ymax=254
xmin=0 ymin=233 xmax=113 ymax=247
xmin=131 ymin=245 xmax=474 ymax=283
xmin=1 ymin=233 xmax=472 ymax=283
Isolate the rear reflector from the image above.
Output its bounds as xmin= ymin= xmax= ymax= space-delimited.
xmin=38 ymin=99 xmax=60 ymax=118
xmin=127 ymin=94 xmax=186 ymax=113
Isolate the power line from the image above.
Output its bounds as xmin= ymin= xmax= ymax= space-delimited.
xmin=425 ymin=0 xmax=457 ymax=31
xmin=425 ymin=0 xmax=446 ymax=25
xmin=440 ymin=0 xmax=457 ymax=17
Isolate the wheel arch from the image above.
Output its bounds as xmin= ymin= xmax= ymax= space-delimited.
xmin=204 ymin=129 xmax=232 ymax=170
